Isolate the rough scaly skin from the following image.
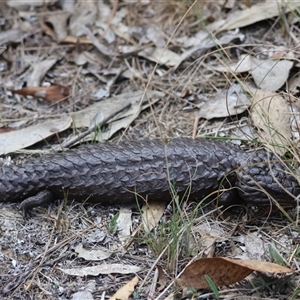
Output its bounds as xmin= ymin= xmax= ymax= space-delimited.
xmin=0 ymin=138 xmax=299 ymax=213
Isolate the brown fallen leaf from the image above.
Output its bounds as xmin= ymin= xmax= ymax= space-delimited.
xmin=12 ymin=84 xmax=69 ymax=102
xmin=109 ymin=276 xmax=139 ymax=300
xmin=177 ymin=257 xmax=293 ymax=289
xmin=157 ymin=265 xmax=168 ymax=292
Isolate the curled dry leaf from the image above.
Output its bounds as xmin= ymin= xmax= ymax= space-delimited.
xmin=177 ymin=257 xmax=293 ymax=290
xmin=12 ymin=84 xmax=69 ymax=102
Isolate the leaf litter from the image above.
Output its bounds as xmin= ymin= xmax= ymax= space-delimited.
xmin=1 ymin=1 xmax=300 ymax=299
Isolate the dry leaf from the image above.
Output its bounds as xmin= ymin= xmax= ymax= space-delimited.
xmin=288 ymin=73 xmax=300 ymax=95
xmin=75 ymin=244 xmax=112 ymax=261
xmin=59 ymin=264 xmax=141 ymax=276
xmin=198 ymin=233 xmax=216 ymax=258
xmin=109 ymin=276 xmax=139 ymax=300
xmin=69 ymin=1 xmax=97 ymax=36
xmin=129 ymin=25 xmax=166 ymax=47
xmin=192 ymin=222 xmax=226 ymax=257
xmin=116 ymin=207 xmax=132 ymax=243
xmin=63 ymin=35 xmax=93 ymax=44
xmin=27 ymin=58 xmax=57 ymax=87
xmin=241 ymin=83 xmax=291 ymax=153
xmin=0 ymin=116 xmax=72 ymax=155
xmin=81 ymin=24 xmax=114 ymax=57
xmin=0 ymin=127 xmax=14 ymax=134
xmin=60 ymin=0 xmax=75 ymax=12
xmin=139 ymin=47 xmax=181 ymax=67
xmin=141 ymin=201 xmax=166 ymax=233
xmin=95 ymin=21 xmax=116 ymax=44
xmin=218 ymin=1 xmax=297 ymax=32
xmin=249 ymin=57 xmax=293 ymax=91
xmin=7 ymin=0 xmax=57 ymax=10
xmin=157 ymin=265 xmax=168 ymax=291
xmin=13 ymin=84 xmax=69 ymax=101
xmin=197 ymin=83 xmax=251 ymax=120
xmin=71 ymin=90 xmax=164 ymax=142
xmin=235 ymin=233 xmax=266 ymax=260
xmin=215 ymin=54 xmax=293 ymax=91
xmin=74 ymin=50 xmax=104 ymax=66
xmin=177 ymin=257 xmax=293 ymax=289
xmin=209 ymin=54 xmax=254 ymax=73
xmin=178 ymin=31 xmax=244 ymax=70
xmin=45 ymin=12 xmax=70 ymax=42
xmin=0 ymin=28 xmax=28 ymax=45
xmin=71 ymin=291 xmax=93 ymax=300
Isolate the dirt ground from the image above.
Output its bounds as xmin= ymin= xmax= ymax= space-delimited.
xmin=1 ymin=1 xmax=300 ymax=299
